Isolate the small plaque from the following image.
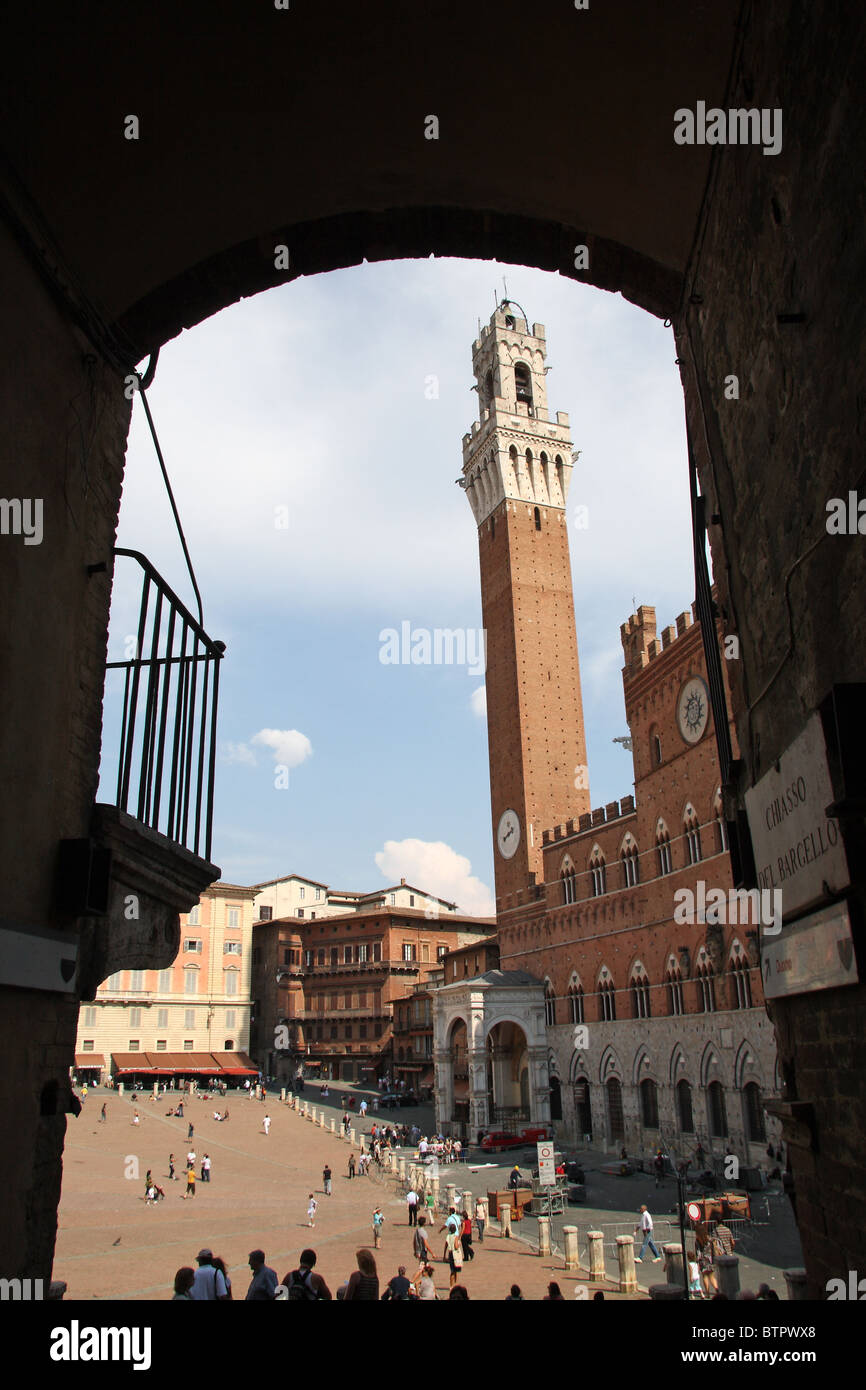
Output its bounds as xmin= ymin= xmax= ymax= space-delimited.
xmin=761 ymin=901 xmax=858 ymax=999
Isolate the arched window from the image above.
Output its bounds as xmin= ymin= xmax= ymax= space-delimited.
xmin=590 ymin=849 xmax=607 ymax=896
xmin=684 ymin=805 xmax=702 ymax=865
xmin=677 ymin=1079 xmax=695 ymax=1133
xmin=484 ymin=368 xmax=494 ymax=407
xmin=544 ymin=982 xmax=557 ymax=1026
xmin=560 ymin=861 xmax=576 ymax=905
xmin=223 ymin=1038 xmax=235 ymax=1050
xmin=649 ymin=727 xmax=662 ymax=768
xmin=568 ymin=982 xmax=584 ymax=1024
xmin=640 ymin=1078 xmax=659 ymax=1129
xmin=666 ymin=964 xmax=684 ymax=1016
xmin=534 ymin=505 xmax=542 ymax=530
xmin=707 ymin=1080 xmax=728 ymax=1138
xmin=514 ymin=361 xmax=533 ymax=407
xmin=656 ymin=823 xmax=673 ymax=876
xmin=598 ymin=975 xmax=616 ymax=1022
xmin=631 ymin=969 xmax=652 ymax=1019
xmin=573 ymin=1077 xmax=592 ymax=1139
xmin=621 ymin=838 xmax=640 ymax=887
xmin=549 ymin=1074 xmax=562 ymax=1121
xmin=606 ymin=1077 xmax=624 ymax=1143
xmin=697 ymin=954 xmax=717 ymax=1012
xmin=743 ymin=1082 xmax=766 ymax=1143
xmin=730 ymin=951 xmax=753 ymax=1008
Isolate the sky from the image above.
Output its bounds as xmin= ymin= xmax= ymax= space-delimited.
xmin=99 ymin=258 xmax=697 ymax=914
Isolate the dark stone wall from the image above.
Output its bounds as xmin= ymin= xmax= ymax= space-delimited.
xmin=675 ymin=1 xmax=866 ymax=1297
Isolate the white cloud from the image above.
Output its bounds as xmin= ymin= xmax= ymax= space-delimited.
xmin=219 ymin=740 xmax=258 ymax=766
xmin=250 ymin=728 xmax=313 ymax=768
xmin=374 ymin=837 xmax=495 ymax=917
xmin=470 ymin=685 xmax=487 ymax=719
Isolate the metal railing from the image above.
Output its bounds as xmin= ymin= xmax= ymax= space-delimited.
xmin=106 ymin=548 xmax=224 ymax=861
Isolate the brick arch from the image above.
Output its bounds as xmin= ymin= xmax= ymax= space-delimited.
xmin=699 ymin=1041 xmax=725 ymax=1089
xmin=632 ymin=1044 xmax=657 ymax=1087
xmin=733 ymin=1038 xmax=765 ymax=1090
xmin=598 ymin=1044 xmax=622 ymax=1085
xmin=669 ymin=1041 xmax=690 ymax=1086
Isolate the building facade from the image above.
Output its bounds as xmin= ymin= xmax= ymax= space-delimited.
xmin=250 ymin=904 xmax=492 ymax=1085
xmin=73 ymin=882 xmax=258 ymax=1084
xmin=433 ymin=306 xmax=779 ymax=1164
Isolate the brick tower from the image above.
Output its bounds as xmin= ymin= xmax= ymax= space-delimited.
xmin=460 ymin=303 xmax=591 ymax=910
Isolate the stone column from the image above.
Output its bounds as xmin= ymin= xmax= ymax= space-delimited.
xmin=398 ymin=1157 xmax=406 ymax=1180
xmin=617 ymin=1235 xmax=637 ymax=1293
xmin=715 ymin=1254 xmax=740 ymax=1299
xmin=663 ymin=1242 xmax=685 ymax=1288
xmin=587 ymin=1231 xmax=605 ymax=1282
xmin=526 ymin=1044 xmax=552 ymax=1126
xmin=500 ymin=1203 xmax=512 ymax=1238
xmin=433 ymin=1048 xmax=453 ymax=1135
xmin=562 ymin=1226 xmax=580 ymax=1269
xmin=538 ymin=1216 xmax=551 ymax=1256
xmin=784 ymin=1268 xmax=809 ymax=1300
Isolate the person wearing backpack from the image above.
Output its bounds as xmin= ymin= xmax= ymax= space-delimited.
xmin=279 ymin=1249 xmax=332 ymax=1301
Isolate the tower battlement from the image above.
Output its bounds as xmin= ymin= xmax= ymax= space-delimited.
xmin=621 ymin=602 xmax=697 ymax=675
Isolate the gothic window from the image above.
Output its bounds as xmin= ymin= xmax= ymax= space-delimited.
xmin=731 ymin=954 xmax=753 ymax=1009
xmin=666 ymin=966 xmax=684 ymax=1016
xmin=544 ymin=983 xmax=556 ymax=1026
xmin=590 ymin=851 xmax=607 ymax=896
xmin=677 ymin=1079 xmax=695 ymax=1133
xmin=649 ymin=728 xmax=662 ymax=767
xmin=707 ymin=1081 xmax=728 ymax=1137
xmin=514 ymin=362 xmax=533 ymax=407
xmin=534 ymin=506 xmax=542 ymax=530
xmin=640 ymin=1078 xmax=659 ymax=1129
xmin=656 ymin=825 xmax=673 ymax=876
xmin=631 ymin=970 xmax=651 ymax=1019
xmin=484 ymin=368 xmax=494 ymax=407
xmin=743 ymin=1082 xmax=766 ymax=1143
xmin=697 ymin=957 xmax=717 ymax=1013
xmin=621 ymin=841 xmax=640 ymax=887
xmin=606 ymin=1077 xmax=624 ymax=1142
xmin=685 ymin=805 xmax=702 ymax=865
xmin=568 ymin=984 xmax=584 ymax=1024
xmin=561 ymin=863 xmax=576 ymax=905
xmin=599 ymin=976 xmax=616 ymax=1022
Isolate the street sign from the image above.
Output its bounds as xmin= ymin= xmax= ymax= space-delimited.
xmin=537 ymin=1140 xmax=556 ymax=1187
xmin=687 ymin=1202 xmax=702 ymax=1222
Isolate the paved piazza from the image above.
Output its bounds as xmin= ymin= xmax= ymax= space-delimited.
xmin=55 ymin=1086 xmax=633 ymax=1301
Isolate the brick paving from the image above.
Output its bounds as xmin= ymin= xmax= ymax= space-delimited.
xmin=54 ymin=1088 xmax=640 ymax=1301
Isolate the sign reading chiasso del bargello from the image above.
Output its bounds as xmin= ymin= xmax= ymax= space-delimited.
xmin=744 ymin=713 xmax=848 ymax=916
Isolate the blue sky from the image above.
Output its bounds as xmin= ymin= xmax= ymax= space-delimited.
xmin=99 ymin=258 xmax=696 ymax=913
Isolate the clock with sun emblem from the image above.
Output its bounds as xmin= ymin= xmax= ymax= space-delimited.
xmin=496 ymin=808 xmax=521 ymax=859
xmin=677 ymin=676 xmax=710 ymax=745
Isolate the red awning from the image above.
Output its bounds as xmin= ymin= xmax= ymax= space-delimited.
xmin=209 ymin=1051 xmax=257 ymax=1071
xmin=111 ymin=1053 xmax=158 ymax=1071
xmin=75 ymin=1053 xmax=105 ymax=1068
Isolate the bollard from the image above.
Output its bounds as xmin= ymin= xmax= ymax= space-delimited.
xmin=715 ymin=1254 xmax=740 ymax=1300
xmin=461 ymin=1189 xmax=473 ymax=1216
xmin=280 ymin=1087 xmax=286 ymax=1103
xmin=408 ymin=1164 xmax=418 ymax=1187
xmin=649 ymin=1283 xmax=686 ymax=1300
xmin=500 ymin=1203 xmax=512 ymax=1238
xmin=783 ymin=1268 xmax=809 ymax=1301
xmin=587 ymin=1231 xmax=606 ymax=1283
xmin=430 ymin=1175 xmax=440 ymax=1204
xmin=538 ymin=1216 xmax=551 ymax=1256
xmin=350 ymin=1128 xmax=357 ymax=1145
xmin=616 ymin=1235 xmax=637 ymax=1293
xmin=446 ymin=1183 xmax=457 ymax=1211
xmin=562 ymin=1226 xmax=580 ymax=1270
xmin=398 ymin=1157 xmax=407 ymax=1180
xmin=319 ymin=1110 xmax=326 ymax=1128
xmin=663 ymin=1242 xmax=686 ymax=1288
xmin=330 ymin=1118 xmax=336 ymax=1133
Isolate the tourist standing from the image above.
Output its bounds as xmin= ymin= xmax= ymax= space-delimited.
xmin=372 ymin=1206 xmax=385 ymax=1248
xmin=201 ymin=1153 xmax=211 ymax=1183
xmin=474 ymin=1196 xmax=486 ymax=1243
xmin=307 ymin=1193 xmax=319 ymax=1228
xmin=168 ymin=1153 xmax=176 ymax=1181
xmin=323 ymin=1164 xmax=332 ymax=1195
xmin=183 ymin=1165 xmax=196 ymax=1199
xmin=100 ymin=1103 xmax=107 ymax=1123
xmin=190 ymin=1250 xmax=229 ymax=1301
xmin=263 ymin=1113 xmax=271 ymax=1135
xmin=245 ymin=1250 xmax=278 ymax=1300
xmin=348 ymin=1152 xmax=355 ymax=1179
xmin=406 ymin=1188 xmax=419 ymax=1225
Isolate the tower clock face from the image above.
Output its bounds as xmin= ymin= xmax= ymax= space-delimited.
xmin=497 ymin=808 xmax=521 ymax=859
xmin=677 ymin=676 xmax=710 ymax=745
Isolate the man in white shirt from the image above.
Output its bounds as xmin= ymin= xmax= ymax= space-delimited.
xmin=635 ymin=1205 xmax=662 ymax=1262
xmin=406 ymin=1189 xmax=419 ymax=1226
xmin=190 ymin=1249 xmax=229 ymax=1300
xmin=418 ymin=1137 xmax=428 ymax=1157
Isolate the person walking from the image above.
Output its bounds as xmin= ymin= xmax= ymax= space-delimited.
xmin=182 ymin=1166 xmax=196 ymax=1199
xmin=413 ymin=1218 xmax=432 ymax=1267
xmin=168 ymin=1153 xmax=176 ymax=1181
xmin=186 ymin=1149 xmax=196 ymax=1170
xmin=372 ymin=1206 xmax=385 ymax=1249
xmin=654 ymin=1151 xmax=665 ymax=1187
xmin=406 ymin=1188 xmax=419 ymax=1226
xmin=348 ymin=1152 xmax=356 ymax=1179
xmin=323 ymin=1164 xmax=332 ymax=1196
xmin=263 ymin=1114 xmax=271 ymax=1135
xmin=100 ymin=1103 xmax=107 ymax=1122
xmin=201 ymin=1154 xmax=211 ymax=1183
xmin=359 ymin=1098 xmax=368 ymax=1118
xmin=635 ymin=1205 xmax=661 ymax=1262
xmin=307 ymin=1193 xmax=319 ymax=1227
xmin=460 ymin=1210 xmax=475 ymax=1262
xmin=474 ymin=1196 xmax=486 ymax=1244
xmin=245 ymin=1250 xmax=278 ymax=1301
xmin=187 ymin=1122 xmax=194 ymax=1141
xmin=131 ymin=1112 xmax=140 ymax=1127
xmin=445 ymin=1226 xmax=463 ymax=1289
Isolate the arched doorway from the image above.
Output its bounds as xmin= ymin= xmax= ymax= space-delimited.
xmin=573 ymin=1077 xmax=592 ymax=1141
xmin=606 ymin=1077 xmax=625 ymax=1146
xmin=487 ymin=1021 xmax=529 ymax=1128
xmin=448 ymin=1018 xmax=469 ymax=1131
